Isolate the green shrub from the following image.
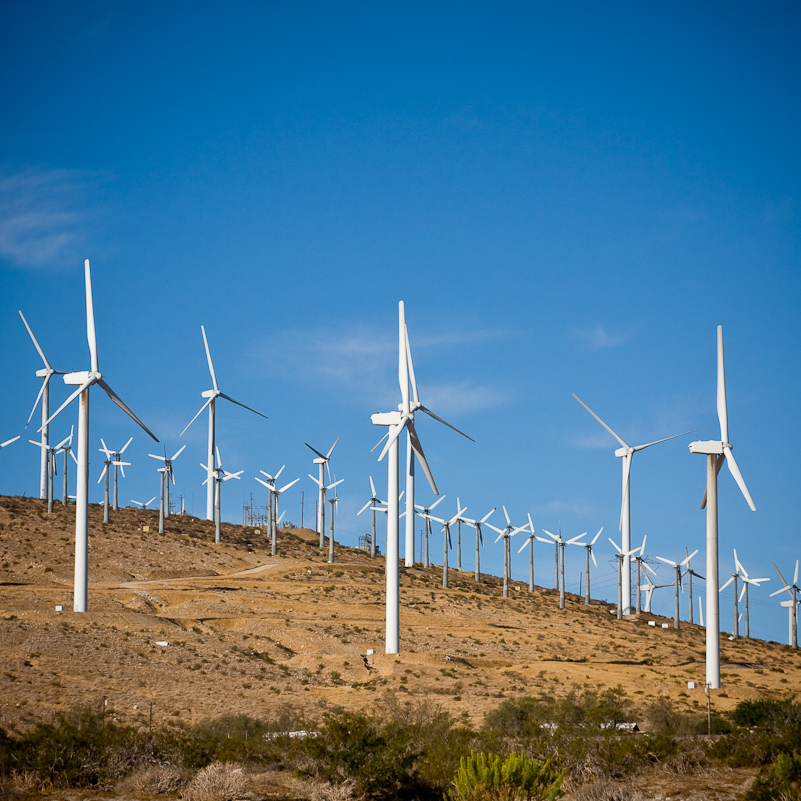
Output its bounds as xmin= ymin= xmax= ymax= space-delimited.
xmin=746 ymin=749 xmax=801 ymax=801
xmin=445 ymin=750 xmax=564 ymax=801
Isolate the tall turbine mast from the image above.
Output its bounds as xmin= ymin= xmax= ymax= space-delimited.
xmin=689 ymin=326 xmax=756 ymax=688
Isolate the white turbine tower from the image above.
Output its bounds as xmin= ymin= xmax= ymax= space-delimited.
xmin=98 ymin=439 xmax=129 ymax=525
xmin=544 ymin=528 xmax=586 ymax=609
xmin=396 ymin=308 xmax=473 ymax=567
xmin=608 ymin=537 xmax=643 ymax=620
xmin=357 ymin=476 xmax=384 ymax=559
xmin=29 ymin=437 xmax=59 ymax=512
xmin=414 ymin=495 xmax=447 ymax=569
xmin=202 ymin=446 xmax=243 ymax=544
xmin=684 ymin=547 xmax=705 ymax=625
xmin=421 ymin=503 xmax=466 ymax=589
xmin=486 ymin=507 xmax=528 ymax=598
xmin=305 ymin=437 xmax=340 ymax=545
xmin=148 ymin=445 xmax=186 ymax=521
xmin=689 ymin=325 xmax=756 ymax=688
xmin=372 ymin=301 xmax=440 ymax=654
xmin=41 ymin=259 xmax=158 ymax=612
xmin=19 ymin=310 xmax=67 ymax=500
xmin=56 ymin=427 xmax=75 ymax=504
xmin=720 ymin=549 xmax=768 ymax=640
xmin=255 ymin=474 xmax=299 ymax=555
xmin=655 ymin=549 xmax=697 ymax=630
xmin=181 ymin=325 xmax=267 ymax=521
xmin=461 ymin=507 xmax=495 ymax=583
xmin=307 ymin=473 xmax=343 ymax=549
xmin=573 ymin=528 xmax=602 ymax=606
xmin=771 ymin=560 xmax=799 ymax=649
xmin=573 ymin=393 xmax=693 ymax=615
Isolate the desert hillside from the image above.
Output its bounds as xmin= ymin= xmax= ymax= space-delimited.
xmin=1 ymin=494 xmax=800 ymax=736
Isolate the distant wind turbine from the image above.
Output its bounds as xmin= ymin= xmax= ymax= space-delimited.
xmin=41 ymin=260 xmax=158 ymax=612
xmin=720 ymin=549 xmax=768 ymax=640
xmin=460 ymin=507 xmax=495 ymax=584
xmin=655 ymin=549 xmax=698 ymax=630
xmin=149 ymin=445 xmax=186 ymax=521
xmin=544 ymin=527 xmax=586 ymax=609
xmin=306 ymin=437 xmax=340 ymax=546
xmin=573 ymin=393 xmax=693 ymax=615
xmin=486 ymin=507 xmax=527 ymax=598
xmin=181 ymin=325 xmax=267 ymax=521
xmin=56 ymin=427 xmax=75 ymax=504
xmin=201 ymin=447 xmax=242 ymax=544
xmin=131 ymin=496 xmax=157 ymax=509
xmin=415 ymin=494 xmax=447 ymax=569
xmin=256 ymin=473 xmax=299 ymax=555
xmin=574 ymin=528 xmax=602 ymax=606
xmin=357 ymin=476 xmax=382 ymax=559
xmin=421 ymin=503 xmax=466 ymax=589
xmin=771 ymin=560 xmax=799 ymax=649
xmin=689 ymin=325 xmax=756 ymax=688
xmin=609 ymin=537 xmax=642 ymax=620
xmin=19 ymin=310 xmax=67 ymax=500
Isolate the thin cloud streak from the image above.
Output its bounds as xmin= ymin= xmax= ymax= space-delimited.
xmin=0 ymin=166 xmax=105 ymax=269
xmin=571 ymin=325 xmax=629 ymax=351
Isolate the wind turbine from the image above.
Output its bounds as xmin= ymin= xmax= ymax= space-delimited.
xmin=688 ymin=325 xmax=756 ymax=688
xmin=56 ymin=427 xmax=74 ymax=504
xmin=771 ymin=560 xmax=799 ymax=649
xmin=19 ymin=310 xmax=67 ymax=500
xmin=307 ymin=472 xmax=343 ymax=549
xmin=460 ymin=507 xmax=495 ymax=583
xmin=40 ymin=259 xmax=158 ymax=612
xmin=573 ymin=528 xmax=602 ymax=606
xmin=640 ymin=570 xmax=672 ymax=613
xmin=414 ymin=495 xmax=447 ymax=569
xmin=305 ymin=436 xmax=340 ymax=546
xmin=684 ymin=547 xmax=706 ymax=625
xmin=573 ymin=393 xmax=693 ymax=615
xmin=371 ymin=301 xmax=440 ymax=654
xmin=156 ymin=466 xmax=169 ymax=534
xmin=148 ymin=445 xmax=186 ymax=521
xmin=421 ymin=503 xmax=466 ymax=589
xmin=109 ymin=437 xmax=133 ymax=511
xmin=720 ymin=549 xmax=768 ymax=640
xmin=29 ymin=437 xmax=59 ymax=512
xmin=518 ymin=516 xmax=538 ymax=592
xmin=181 ymin=325 xmax=267 ymax=521
xmin=487 ymin=508 xmax=527 ymax=598
xmin=656 ymin=550 xmax=698 ymax=630
xmin=630 ymin=535 xmax=655 ymax=614
xmin=609 ymin=537 xmax=643 ymax=620
xmin=99 ymin=438 xmax=130 ymax=524
xmin=255 ymin=474 xmax=299 ymax=555
xmin=327 ymin=481 xmax=340 ymax=563
xmin=544 ymin=528 xmax=586 ymax=609
xmin=255 ymin=465 xmax=284 ymax=552
xmin=131 ymin=496 xmax=157 ymax=509
xmin=202 ymin=446 xmax=242 ymax=544
xmin=357 ymin=476 xmax=383 ymax=559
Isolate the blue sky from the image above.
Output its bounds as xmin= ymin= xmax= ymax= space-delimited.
xmin=1 ymin=1 xmax=799 ymax=647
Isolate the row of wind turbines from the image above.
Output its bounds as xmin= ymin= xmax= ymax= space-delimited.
xmin=6 ymin=263 xmax=797 ymax=693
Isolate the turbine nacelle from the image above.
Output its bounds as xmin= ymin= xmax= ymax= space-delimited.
xmin=689 ymin=440 xmax=726 ymax=455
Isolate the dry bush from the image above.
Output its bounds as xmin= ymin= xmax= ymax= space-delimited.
xmin=567 ymin=780 xmax=646 ymax=801
xmin=182 ymin=761 xmax=251 ymax=801
xmin=119 ymin=763 xmax=188 ymax=795
xmin=304 ymin=777 xmax=356 ymax=801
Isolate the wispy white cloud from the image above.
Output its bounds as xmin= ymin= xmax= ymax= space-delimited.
xmin=0 ymin=166 xmax=105 ymax=269
xmin=571 ymin=325 xmax=628 ymax=351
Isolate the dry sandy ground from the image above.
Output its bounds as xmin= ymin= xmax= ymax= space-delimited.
xmin=2 ymin=495 xmax=799 ymax=798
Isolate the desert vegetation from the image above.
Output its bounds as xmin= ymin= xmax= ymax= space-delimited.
xmin=0 ymin=692 xmax=799 ymax=799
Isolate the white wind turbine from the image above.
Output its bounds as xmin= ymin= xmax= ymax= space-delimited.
xmin=684 ymin=547 xmax=705 ymax=625
xmin=255 ymin=465 xmax=284 ymax=550
xmin=56 ymin=426 xmax=75 ymax=504
xmin=98 ymin=439 xmax=129 ymax=525
xmin=201 ymin=446 xmax=242 ymax=544
xmin=19 ymin=310 xmax=67 ymax=500
xmin=574 ymin=393 xmax=693 ymax=615
xmin=156 ymin=465 xmax=169 ymax=533
xmin=517 ymin=516 xmax=539 ymax=592
xmin=771 ymin=560 xmax=799 ymax=649
xmin=544 ymin=527 xmax=586 ymax=609
xmin=655 ymin=549 xmax=698 ymax=630
xmin=357 ymin=476 xmax=383 ymax=559
xmin=109 ymin=437 xmax=133 ymax=511
xmin=640 ymin=570 xmax=671 ymax=614
xmin=306 ymin=437 xmax=340 ymax=546
xmin=421 ymin=503 xmax=466 ymax=589
xmin=379 ymin=302 xmax=473 ymax=568
xmin=327 ymin=481 xmax=340 ymax=563
xmin=40 ymin=259 xmax=158 ymax=612
xmin=29 ymin=437 xmax=59 ymax=512
xmin=131 ymin=496 xmax=157 ymax=509
xmin=486 ymin=507 xmax=528 ymax=598
xmin=181 ymin=325 xmax=267 ymax=521
xmin=608 ymin=537 xmax=643 ymax=620
xmin=307 ymin=472 xmax=343 ymax=549
xmin=720 ymin=549 xmax=768 ymax=640
xmin=574 ymin=528 xmax=603 ymax=606
xmin=630 ymin=535 xmax=657 ymax=615
xmin=255 ymin=473 xmax=299 ymax=555
xmin=689 ymin=325 xmax=756 ymax=688
xmin=371 ymin=301 xmax=441 ymax=654
xmin=414 ymin=494 xmax=447 ymax=569
xmin=148 ymin=445 xmax=186 ymax=521
xmin=461 ymin=507 xmax=495 ymax=583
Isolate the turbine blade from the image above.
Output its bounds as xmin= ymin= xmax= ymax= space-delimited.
xmin=720 ymin=576 xmax=734 ymax=591
xmin=357 ymin=500 xmax=372 ymax=516
xmin=84 ymin=260 xmax=99 ymax=373
xmin=503 ymin=506 xmax=511 ymax=525
xmin=119 ymin=436 xmax=134 ymax=455
xmin=655 ymin=556 xmax=677 ymax=567
xmin=681 ymin=549 xmax=699 ymax=566
xmin=19 ymin=310 xmax=50 ymax=368
xmin=773 ymin=562 xmax=789 ymax=589
xmin=308 ymin=473 xmax=323 ymax=488
xmin=795 ymin=560 xmax=799 ymax=587
xmin=408 ymin=420 xmax=438 ymax=495
xmin=278 ymin=477 xmax=300 ymax=494
xmin=632 ymin=430 xmax=697 ymax=451
xmin=170 ymin=444 xmax=187 ymax=461
xmin=591 ymin=528 xmax=602 ymax=545
xmin=370 ymin=431 xmax=389 ymax=453
xmin=201 ymin=325 xmax=218 ymax=391
xmin=97 ymin=464 xmax=107 ymax=483
xmin=405 ymin=325 xmax=420 ymax=405
xmin=378 ymin=418 xmax=408 ymax=461
xmin=326 ymin=435 xmax=341 ymax=459
xmin=430 ymin=494 xmax=447 ymax=510
xmin=97 ymin=378 xmax=159 ymax=442
xmin=643 ymin=561 xmax=658 ymax=575
xmin=369 ymin=475 xmax=376 ymax=498
xmin=572 ymin=393 xmax=629 ymax=449
xmin=608 ymin=537 xmax=622 ymax=553
xmin=717 ymin=325 xmax=728 ymax=443
xmin=591 ymin=550 xmax=598 ymax=568
xmin=723 ymin=447 xmax=756 ymax=511
xmin=739 ymin=584 xmax=747 ymax=603
xmin=25 ymin=377 xmax=48 ymax=428
xmin=255 ymin=476 xmax=270 ymax=489
xmin=305 ymin=442 xmax=327 ymax=460
xmin=218 ymin=392 xmax=268 ymax=420
xmin=418 ymin=405 xmax=475 ymax=442
xmin=481 ymin=507 xmax=496 ymax=524
xmin=180 ymin=397 xmax=214 ymax=436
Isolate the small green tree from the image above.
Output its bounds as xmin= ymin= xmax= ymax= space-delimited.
xmin=446 ymin=750 xmax=564 ymax=801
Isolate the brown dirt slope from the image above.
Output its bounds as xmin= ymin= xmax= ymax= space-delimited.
xmin=1 ymin=494 xmax=800 ymax=736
